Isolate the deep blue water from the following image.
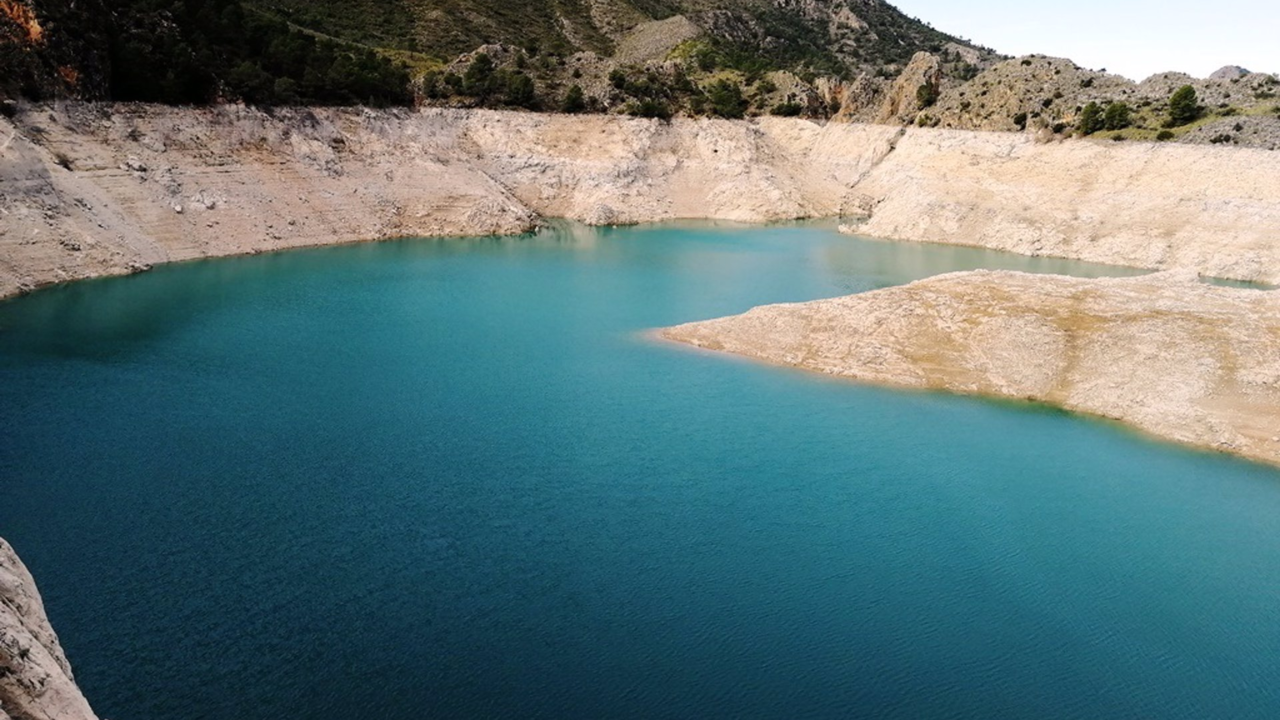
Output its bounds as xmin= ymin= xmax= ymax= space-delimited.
xmin=3 ymin=222 xmax=1280 ymax=720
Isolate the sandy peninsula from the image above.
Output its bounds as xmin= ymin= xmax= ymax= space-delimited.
xmin=662 ymin=270 xmax=1280 ymax=467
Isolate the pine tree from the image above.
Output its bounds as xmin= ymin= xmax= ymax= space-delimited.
xmin=1077 ymin=101 xmax=1104 ymax=135
xmin=1103 ymin=102 xmax=1131 ymax=131
xmin=1168 ymin=85 xmax=1200 ymax=127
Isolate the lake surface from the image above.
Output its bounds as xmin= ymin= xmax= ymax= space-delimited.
xmin=3 ymin=222 xmax=1280 ymax=719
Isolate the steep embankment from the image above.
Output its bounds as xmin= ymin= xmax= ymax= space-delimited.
xmin=4 ymin=104 xmax=1280 ymax=300
xmin=0 ymin=538 xmax=98 ymax=720
xmin=849 ymin=129 xmax=1280 ymax=283
xmin=662 ymin=271 xmax=1280 ymax=466
xmin=0 ymin=104 xmax=899 ymax=298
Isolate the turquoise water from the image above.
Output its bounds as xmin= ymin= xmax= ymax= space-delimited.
xmin=3 ymin=222 xmax=1280 ymax=719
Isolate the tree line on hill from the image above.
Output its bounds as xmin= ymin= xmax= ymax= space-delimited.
xmin=2 ymin=0 xmax=412 ymax=106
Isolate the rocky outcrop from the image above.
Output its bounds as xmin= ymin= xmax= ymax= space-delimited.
xmin=1210 ymin=65 xmax=1251 ymax=81
xmin=661 ymin=270 xmax=1280 ymax=466
xmin=927 ymin=55 xmax=1280 ymax=134
xmin=876 ymin=51 xmax=940 ymax=124
xmin=5 ymin=103 xmax=1280 ymax=299
xmin=0 ymin=538 xmax=98 ymax=720
xmin=1180 ymin=115 xmax=1280 ymax=151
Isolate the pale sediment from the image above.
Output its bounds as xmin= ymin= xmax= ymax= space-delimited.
xmin=661 ymin=270 xmax=1280 ymax=467
xmin=5 ymin=104 xmax=1280 ymax=300
xmin=0 ymin=538 xmax=98 ymax=720
xmin=0 ymin=104 xmax=898 ymax=299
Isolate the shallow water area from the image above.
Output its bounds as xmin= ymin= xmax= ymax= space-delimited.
xmin=3 ymin=221 xmax=1280 ymax=719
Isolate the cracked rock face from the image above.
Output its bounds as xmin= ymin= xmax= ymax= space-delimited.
xmin=0 ymin=538 xmax=98 ymax=720
xmin=662 ymin=270 xmax=1280 ymax=467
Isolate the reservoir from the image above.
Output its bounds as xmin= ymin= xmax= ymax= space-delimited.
xmin=3 ymin=222 xmax=1280 ymax=719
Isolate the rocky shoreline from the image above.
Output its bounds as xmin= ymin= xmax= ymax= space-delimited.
xmin=662 ymin=270 xmax=1280 ymax=467
xmin=5 ymin=104 xmax=1280 ymax=300
xmin=0 ymin=538 xmax=98 ymax=720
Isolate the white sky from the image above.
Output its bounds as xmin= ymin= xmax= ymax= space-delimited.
xmin=891 ymin=0 xmax=1280 ymax=81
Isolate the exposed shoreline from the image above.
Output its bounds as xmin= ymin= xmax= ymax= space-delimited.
xmin=5 ymin=104 xmax=1280 ymax=301
xmin=0 ymin=538 xmax=99 ymax=720
xmin=661 ymin=270 xmax=1280 ymax=468
xmin=5 ymin=104 xmax=1280 ymax=461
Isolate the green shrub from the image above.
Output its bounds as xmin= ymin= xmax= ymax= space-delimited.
xmin=561 ymin=84 xmax=586 ymax=113
xmin=1077 ymin=101 xmax=1104 ymax=135
xmin=626 ymin=99 xmax=671 ymax=120
xmin=1012 ymin=111 xmax=1028 ymax=130
xmin=916 ymin=83 xmax=938 ymax=108
xmin=771 ymin=102 xmax=803 ymax=117
xmin=1168 ymin=85 xmax=1200 ymax=127
xmin=1156 ymin=129 xmax=1175 ymax=141
xmin=705 ymin=80 xmax=747 ymax=119
xmin=273 ymin=77 xmax=300 ymax=104
xmin=503 ymin=73 xmax=536 ymax=108
xmin=1103 ymin=102 xmax=1131 ymax=130
xmin=463 ymin=53 xmax=496 ymax=97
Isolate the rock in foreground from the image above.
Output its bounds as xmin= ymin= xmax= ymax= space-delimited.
xmin=662 ymin=271 xmax=1280 ymax=466
xmin=0 ymin=538 xmax=98 ymax=720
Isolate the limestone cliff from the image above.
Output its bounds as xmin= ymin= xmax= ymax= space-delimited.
xmin=0 ymin=104 xmax=900 ymax=298
xmin=662 ymin=271 xmax=1280 ymax=467
xmin=5 ymin=104 xmax=1280 ymax=300
xmin=849 ymin=129 xmax=1280 ymax=284
xmin=0 ymin=538 xmax=98 ymax=720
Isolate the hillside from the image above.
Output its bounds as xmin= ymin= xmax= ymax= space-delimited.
xmin=0 ymin=0 xmax=412 ymax=105
xmin=249 ymin=0 xmax=986 ymax=72
xmin=922 ymin=55 xmax=1280 ymax=149
xmin=2 ymin=0 xmax=1276 ymax=145
xmin=1 ymin=0 xmax=998 ymax=116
